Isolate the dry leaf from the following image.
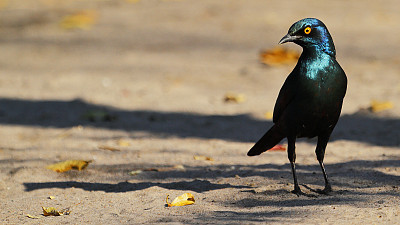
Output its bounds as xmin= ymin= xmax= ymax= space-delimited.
xmin=47 ymin=160 xmax=91 ymax=173
xmin=193 ymin=155 xmax=214 ymax=161
xmin=166 ymin=193 xmax=195 ymax=207
xmin=98 ymin=145 xmax=121 ymax=152
xmin=224 ymin=93 xmax=246 ymax=103
xmin=27 ymin=214 xmax=40 ymax=219
xmin=260 ymin=47 xmax=299 ymax=66
xmin=48 ymin=196 xmax=55 ymax=200
xmin=42 ymin=207 xmax=70 ymax=216
xmin=264 ymin=111 xmax=273 ymax=120
xmin=369 ymin=100 xmax=393 ymax=113
xmin=269 ymin=144 xmax=286 ymax=151
xmin=59 ymin=10 xmax=98 ymax=30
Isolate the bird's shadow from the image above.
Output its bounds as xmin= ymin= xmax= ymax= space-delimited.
xmin=23 ymin=179 xmax=249 ymax=193
xmin=23 ymin=159 xmax=400 ymax=196
xmin=0 ymin=98 xmax=398 ymax=146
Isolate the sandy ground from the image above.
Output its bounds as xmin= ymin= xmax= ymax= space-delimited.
xmin=0 ymin=0 xmax=400 ymax=224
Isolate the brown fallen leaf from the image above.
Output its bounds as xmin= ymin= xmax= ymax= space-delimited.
xmin=166 ymin=193 xmax=195 ymax=207
xmin=193 ymin=155 xmax=214 ymax=161
xmin=47 ymin=160 xmax=91 ymax=173
xmin=42 ymin=207 xmax=70 ymax=216
xmin=223 ymin=93 xmax=246 ymax=103
xmin=98 ymin=145 xmax=121 ymax=152
xmin=268 ymin=144 xmax=286 ymax=151
xmin=260 ymin=46 xmax=300 ymax=66
xmin=368 ymin=100 xmax=393 ymax=113
xmin=59 ymin=10 xmax=98 ymax=30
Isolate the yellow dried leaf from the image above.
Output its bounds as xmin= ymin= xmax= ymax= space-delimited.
xmin=27 ymin=214 xmax=40 ymax=219
xmin=224 ymin=93 xmax=246 ymax=103
xmin=47 ymin=160 xmax=91 ymax=173
xmin=193 ymin=155 xmax=214 ymax=161
xmin=42 ymin=207 xmax=62 ymax=216
xmin=264 ymin=111 xmax=273 ymax=120
xmin=166 ymin=193 xmax=195 ymax=207
xmin=42 ymin=207 xmax=71 ymax=216
xmin=369 ymin=100 xmax=393 ymax=113
xmin=60 ymin=10 xmax=98 ymax=30
xmin=260 ymin=47 xmax=299 ymax=66
xmin=48 ymin=196 xmax=55 ymax=200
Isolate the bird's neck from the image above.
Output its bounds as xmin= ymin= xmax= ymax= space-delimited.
xmin=303 ymin=45 xmax=336 ymax=59
xmin=297 ymin=48 xmax=336 ymax=80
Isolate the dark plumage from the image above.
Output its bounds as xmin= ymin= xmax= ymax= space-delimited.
xmin=247 ymin=18 xmax=347 ymax=195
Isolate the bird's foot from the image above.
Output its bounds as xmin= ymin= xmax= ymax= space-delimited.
xmin=291 ymin=189 xmax=301 ymax=196
xmin=317 ymin=185 xmax=332 ymax=195
xmin=291 ymin=188 xmax=317 ymax=197
xmin=291 ymin=185 xmax=302 ymax=196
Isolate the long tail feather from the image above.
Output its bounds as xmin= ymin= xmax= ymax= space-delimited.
xmin=247 ymin=125 xmax=285 ymax=156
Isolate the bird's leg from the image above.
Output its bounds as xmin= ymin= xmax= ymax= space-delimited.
xmin=287 ymin=137 xmax=301 ymax=195
xmin=316 ymin=135 xmax=332 ymax=194
xmin=318 ymin=160 xmax=332 ymax=193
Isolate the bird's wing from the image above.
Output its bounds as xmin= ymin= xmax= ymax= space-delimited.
xmin=273 ymin=74 xmax=296 ymax=123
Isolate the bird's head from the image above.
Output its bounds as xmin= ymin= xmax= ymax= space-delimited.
xmin=279 ymin=18 xmax=336 ymax=57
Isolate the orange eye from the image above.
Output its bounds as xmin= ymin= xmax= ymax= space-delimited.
xmin=304 ymin=27 xmax=311 ymax=34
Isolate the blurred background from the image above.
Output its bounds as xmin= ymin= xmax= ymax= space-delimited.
xmin=0 ymin=0 xmax=399 ymax=113
xmin=0 ymin=0 xmax=399 ymax=142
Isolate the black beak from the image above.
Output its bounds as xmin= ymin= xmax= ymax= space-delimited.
xmin=278 ymin=33 xmax=300 ymax=44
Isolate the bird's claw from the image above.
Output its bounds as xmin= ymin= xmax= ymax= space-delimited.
xmin=291 ymin=189 xmax=301 ymax=197
xmin=291 ymin=188 xmax=317 ymax=197
xmin=317 ymin=185 xmax=332 ymax=195
xmin=291 ymin=186 xmax=303 ymax=196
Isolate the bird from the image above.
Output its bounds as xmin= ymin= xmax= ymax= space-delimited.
xmin=247 ymin=18 xmax=347 ymax=195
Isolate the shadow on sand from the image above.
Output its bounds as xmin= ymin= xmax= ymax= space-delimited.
xmin=0 ymin=98 xmax=398 ymax=146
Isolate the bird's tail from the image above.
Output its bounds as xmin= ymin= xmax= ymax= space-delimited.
xmin=247 ymin=125 xmax=285 ymax=156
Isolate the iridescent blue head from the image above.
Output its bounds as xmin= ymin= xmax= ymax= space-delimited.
xmin=279 ymin=18 xmax=336 ymax=57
